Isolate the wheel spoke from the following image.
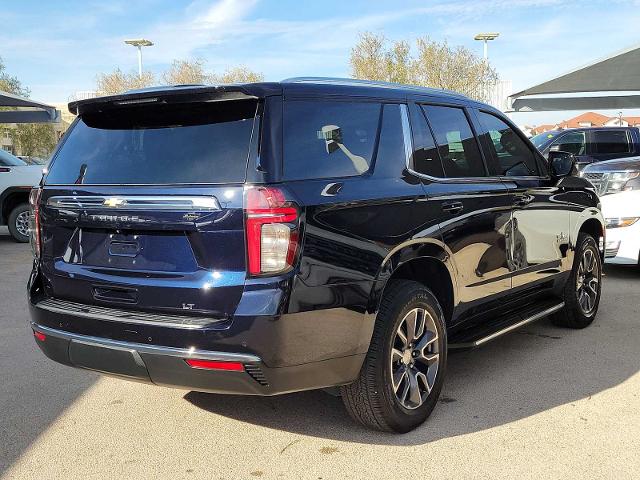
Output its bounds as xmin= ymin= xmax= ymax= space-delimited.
xmin=415 ymin=370 xmax=431 ymax=395
xmin=399 ymin=376 xmax=410 ymax=404
xmin=415 ymin=330 xmax=438 ymax=353
xmin=392 ymin=368 xmax=407 ymax=393
xmin=407 ymin=369 xmax=422 ymax=406
xmin=396 ymin=326 xmax=408 ymax=348
xmin=405 ymin=309 xmax=417 ymax=342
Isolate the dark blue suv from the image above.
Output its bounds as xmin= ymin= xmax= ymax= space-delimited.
xmin=28 ymin=78 xmax=605 ymax=432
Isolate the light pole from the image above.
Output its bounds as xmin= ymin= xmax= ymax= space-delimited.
xmin=124 ymin=39 xmax=154 ymax=78
xmin=474 ymin=33 xmax=500 ymax=61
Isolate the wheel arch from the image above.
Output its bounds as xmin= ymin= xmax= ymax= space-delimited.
xmin=577 ymin=216 xmax=605 ymax=260
xmin=368 ymin=241 xmax=459 ymax=326
xmin=0 ymin=187 xmax=30 ymax=225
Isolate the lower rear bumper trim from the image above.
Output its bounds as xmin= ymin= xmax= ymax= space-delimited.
xmin=31 ymin=322 xmax=260 ymax=363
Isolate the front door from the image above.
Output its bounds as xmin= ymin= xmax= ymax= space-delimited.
xmin=410 ymin=103 xmax=512 ymax=323
xmin=474 ymin=109 xmax=571 ymax=290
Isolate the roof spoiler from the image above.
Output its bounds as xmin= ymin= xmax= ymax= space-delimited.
xmin=68 ymin=83 xmax=282 ymax=116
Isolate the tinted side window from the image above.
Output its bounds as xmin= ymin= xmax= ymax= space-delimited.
xmin=592 ymin=130 xmax=631 ymax=154
xmin=421 ymin=105 xmax=486 ymax=178
xmin=374 ymin=104 xmax=406 ymax=177
xmin=409 ymin=104 xmax=444 ymax=177
xmin=477 ymin=111 xmax=539 ymax=176
xmin=552 ymin=131 xmax=586 ymax=155
xmin=283 ymin=101 xmax=381 ymax=180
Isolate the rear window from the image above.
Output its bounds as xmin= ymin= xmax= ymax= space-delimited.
xmin=45 ymin=100 xmax=257 ymax=185
xmin=591 ymin=130 xmax=631 ymax=154
xmin=283 ymin=100 xmax=381 ymax=180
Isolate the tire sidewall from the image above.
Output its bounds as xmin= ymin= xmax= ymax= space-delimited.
xmin=377 ymin=286 xmax=447 ymax=432
xmin=8 ymin=203 xmax=30 ymax=243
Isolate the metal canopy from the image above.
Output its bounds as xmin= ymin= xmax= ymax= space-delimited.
xmin=0 ymin=90 xmax=60 ymax=123
xmin=510 ymin=44 xmax=640 ymax=112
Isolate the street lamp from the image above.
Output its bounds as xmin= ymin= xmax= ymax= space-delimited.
xmin=474 ymin=33 xmax=499 ymax=61
xmin=124 ymin=38 xmax=154 ymax=78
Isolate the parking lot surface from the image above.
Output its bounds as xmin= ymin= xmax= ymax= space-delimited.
xmin=1 ymin=226 xmax=639 ymax=480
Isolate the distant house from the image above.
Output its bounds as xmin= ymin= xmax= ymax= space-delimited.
xmin=530 ymin=124 xmax=559 ymax=135
xmin=531 ymin=111 xmax=640 ymax=135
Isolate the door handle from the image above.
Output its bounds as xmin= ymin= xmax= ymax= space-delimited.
xmin=442 ymin=201 xmax=464 ymax=214
xmin=514 ymin=194 xmax=534 ymax=207
xmin=321 ymin=182 xmax=343 ymax=197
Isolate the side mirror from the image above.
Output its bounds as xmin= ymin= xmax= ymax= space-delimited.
xmin=548 ymin=150 xmax=576 ymax=178
xmin=320 ymin=125 xmax=343 ymax=154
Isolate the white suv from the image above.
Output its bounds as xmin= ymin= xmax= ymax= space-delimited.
xmin=0 ymin=149 xmax=44 ymax=242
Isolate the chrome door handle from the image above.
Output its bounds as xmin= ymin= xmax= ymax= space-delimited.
xmin=514 ymin=194 xmax=534 ymax=207
xmin=442 ymin=201 xmax=464 ymax=214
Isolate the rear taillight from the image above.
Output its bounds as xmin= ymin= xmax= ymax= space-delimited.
xmin=28 ymin=187 xmax=42 ymax=258
xmin=245 ymin=186 xmax=300 ymax=276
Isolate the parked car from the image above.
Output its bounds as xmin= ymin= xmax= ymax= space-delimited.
xmin=0 ymin=148 xmax=45 ymax=242
xmin=18 ymin=155 xmax=48 ymax=166
xmin=28 ymin=79 xmax=605 ymax=433
xmin=580 ymin=156 xmax=640 ymax=196
xmin=600 ymin=190 xmax=640 ymax=265
xmin=530 ymin=127 xmax=640 ymax=169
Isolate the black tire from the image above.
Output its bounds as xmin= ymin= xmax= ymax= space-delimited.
xmin=7 ymin=203 xmax=30 ymax=243
xmin=340 ymin=280 xmax=447 ymax=433
xmin=552 ymin=233 xmax=602 ymax=329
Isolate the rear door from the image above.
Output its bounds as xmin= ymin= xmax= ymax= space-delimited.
xmin=474 ymin=109 xmax=571 ymax=290
xmin=39 ymin=98 xmax=259 ymax=318
xmin=588 ymin=129 xmax=633 ymax=164
xmin=411 ymin=102 xmax=512 ymax=323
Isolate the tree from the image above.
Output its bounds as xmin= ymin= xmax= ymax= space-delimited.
xmin=350 ymin=32 xmax=499 ymax=103
xmin=162 ymin=59 xmax=212 ymax=85
xmin=9 ymin=123 xmax=57 ymax=157
xmin=350 ymin=32 xmax=412 ymax=84
xmin=0 ymin=57 xmax=29 ymax=96
xmin=96 ymin=68 xmax=155 ymax=95
xmin=214 ymin=66 xmax=264 ymax=84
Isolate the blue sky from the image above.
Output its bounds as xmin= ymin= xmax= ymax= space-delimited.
xmin=2 ymin=0 xmax=640 ymax=124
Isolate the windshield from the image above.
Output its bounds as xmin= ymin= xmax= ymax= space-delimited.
xmin=530 ymin=131 xmax=557 ymax=148
xmin=45 ymin=100 xmax=258 ymax=185
xmin=0 ymin=148 xmax=27 ymax=166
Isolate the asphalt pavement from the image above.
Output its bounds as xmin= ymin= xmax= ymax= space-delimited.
xmin=1 ymin=225 xmax=639 ymax=479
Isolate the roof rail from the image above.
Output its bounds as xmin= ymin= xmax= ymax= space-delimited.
xmin=281 ymin=77 xmax=466 ymax=98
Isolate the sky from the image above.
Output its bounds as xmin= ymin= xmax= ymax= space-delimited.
xmin=2 ymin=0 xmax=640 ymax=125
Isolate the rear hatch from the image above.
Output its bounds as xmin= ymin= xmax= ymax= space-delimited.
xmin=38 ymin=95 xmax=259 ymax=320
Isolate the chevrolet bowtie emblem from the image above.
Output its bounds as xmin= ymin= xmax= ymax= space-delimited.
xmin=103 ymin=197 xmax=127 ymax=207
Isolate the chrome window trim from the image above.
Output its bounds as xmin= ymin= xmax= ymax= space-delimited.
xmin=402 ymin=103 xmax=507 ymax=184
xmin=32 ymin=322 xmax=261 ymax=363
xmin=400 ymin=104 xmax=551 ymax=183
xmin=47 ymin=195 xmax=221 ymax=211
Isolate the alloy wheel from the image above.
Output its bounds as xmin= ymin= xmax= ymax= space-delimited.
xmin=576 ymin=247 xmax=599 ymax=315
xmin=390 ymin=307 xmax=440 ymax=410
xmin=15 ymin=211 xmax=31 ymax=238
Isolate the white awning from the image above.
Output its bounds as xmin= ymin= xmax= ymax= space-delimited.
xmin=0 ymin=90 xmax=60 ymax=123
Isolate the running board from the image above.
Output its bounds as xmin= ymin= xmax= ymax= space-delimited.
xmin=448 ymin=302 xmax=565 ymax=350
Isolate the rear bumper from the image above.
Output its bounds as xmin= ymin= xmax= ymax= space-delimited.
xmin=31 ymin=321 xmax=365 ymax=396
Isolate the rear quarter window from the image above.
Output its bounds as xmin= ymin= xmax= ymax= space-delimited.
xmin=283 ymin=100 xmax=382 ymax=180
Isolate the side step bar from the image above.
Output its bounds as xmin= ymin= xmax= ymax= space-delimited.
xmin=449 ymin=302 xmax=564 ymax=350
